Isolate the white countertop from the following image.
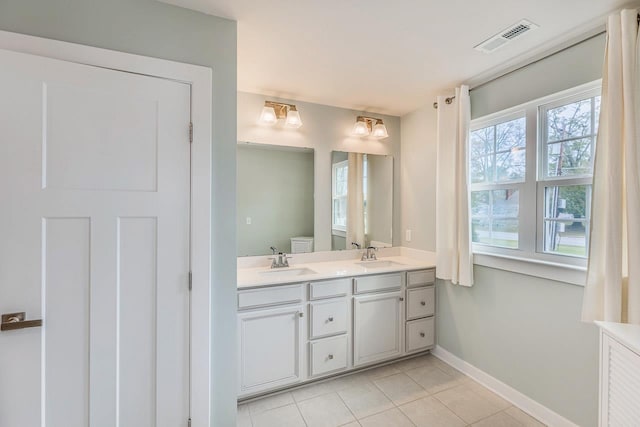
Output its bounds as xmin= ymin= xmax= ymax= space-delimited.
xmin=237 ymin=255 xmax=436 ymax=289
xmin=596 ymin=321 xmax=640 ymax=355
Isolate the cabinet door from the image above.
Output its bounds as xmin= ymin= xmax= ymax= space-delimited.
xmin=353 ymin=291 xmax=403 ymax=366
xmin=238 ymin=305 xmax=303 ymax=396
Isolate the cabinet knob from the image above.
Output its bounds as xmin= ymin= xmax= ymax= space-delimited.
xmin=399 ymin=297 xmax=404 ymax=302
xmin=299 ymin=312 xmax=304 ymax=318
xmin=420 ymin=301 xmax=426 ymax=306
xmin=328 ymin=354 xmax=334 ymax=360
xmin=420 ymin=332 xmax=425 ymax=338
xmin=328 ymin=316 xmax=334 ymax=322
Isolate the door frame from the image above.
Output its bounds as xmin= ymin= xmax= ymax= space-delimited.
xmin=0 ymin=30 xmax=213 ymax=426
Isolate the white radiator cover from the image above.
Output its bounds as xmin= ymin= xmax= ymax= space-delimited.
xmin=598 ymin=322 xmax=640 ymax=427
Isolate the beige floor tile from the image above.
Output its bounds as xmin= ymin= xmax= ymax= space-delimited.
xmin=504 ymin=407 xmax=547 ymax=426
xmin=405 ymin=365 xmax=462 ymax=394
xmin=339 ymin=422 xmax=362 ymax=427
xmin=338 ymin=382 xmax=394 ymax=419
xmin=399 ymin=396 xmax=466 ymax=427
xmin=237 ymin=404 xmax=252 ymax=427
xmin=251 ymin=403 xmax=306 ymax=427
xmin=373 ymin=373 xmax=428 ymax=405
xmin=359 ymin=407 xmax=414 ymax=427
xmin=329 ymin=371 xmax=373 ymax=392
xmin=466 ymin=381 xmax=511 ymax=411
xmin=298 ymin=392 xmax=356 ymax=427
xmin=472 ymin=411 xmax=525 ymax=426
xmin=394 ymin=354 xmax=438 ymax=372
xmin=248 ymin=392 xmax=294 ymax=416
xmin=292 ymin=379 xmax=335 ymax=402
xmin=434 ymin=384 xmax=505 ymax=424
xmin=363 ymin=363 xmax=402 ymax=380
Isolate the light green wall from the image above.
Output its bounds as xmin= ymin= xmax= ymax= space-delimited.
xmin=471 ymin=34 xmax=605 ymax=119
xmin=401 ymin=35 xmax=606 ymax=427
xmin=437 ymin=270 xmax=599 ymax=426
xmin=237 ymin=145 xmax=314 ymax=256
xmin=0 ymin=1 xmax=238 ymax=425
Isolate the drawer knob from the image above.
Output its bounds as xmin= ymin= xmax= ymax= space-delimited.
xmin=299 ymin=312 xmax=304 ymax=318
xmin=421 ymin=301 xmax=426 ymax=306
xmin=328 ymin=354 xmax=334 ymax=360
xmin=399 ymin=297 xmax=404 ymax=302
xmin=328 ymin=316 xmax=334 ymax=322
xmin=420 ymin=332 xmax=425 ymax=338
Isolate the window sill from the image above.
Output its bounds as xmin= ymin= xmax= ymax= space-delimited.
xmin=332 ymin=229 xmax=346 ymax=238
xmin=473 ymin=251 xmax=586 ymax=286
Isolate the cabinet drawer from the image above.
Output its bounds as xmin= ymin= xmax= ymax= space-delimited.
xmin=406 ymin=286 xmax=435 ymax=320
xmin=354 ymin=273 xmax=402 ymax=294
xmin=407 ymin=269 xmax=435 ymax=288
xmin=310 ymin=299 xmax=348 ymax=339
xmin=406 ymin=317 xmax=435 ymax=353
xmin=309 ymin=279 xmax=350 ymax=300
xmin=309 ymin=335 xmax=348 ymax=377
xmin=238 ymin=284 xmax=303 ymax=310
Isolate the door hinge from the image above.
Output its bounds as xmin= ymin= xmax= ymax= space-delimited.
xmin=187 ymin=417 xmax=191 ymax=427
xmin=189 ymin=122 xmax=193 ymax=143
xmin=188 ymin=271 xmax=193 ymax=291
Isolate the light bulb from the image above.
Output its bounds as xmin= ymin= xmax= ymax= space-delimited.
xmin=259 ymin=105 xmax=277 ymax=125
xmin=285 ymin=107 xmax=303 ymax=128
xmin=371 ymin=120 xmax=389 ymax=139
xmin=352 ymin=119 xmax=370 ymax=137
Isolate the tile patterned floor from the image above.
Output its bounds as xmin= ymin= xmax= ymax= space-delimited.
xmin=237 ymin=354 xmax=546 ymax=427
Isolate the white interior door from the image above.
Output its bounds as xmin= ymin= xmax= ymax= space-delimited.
xmin=0 ymin=48 xmax=191 ymax=427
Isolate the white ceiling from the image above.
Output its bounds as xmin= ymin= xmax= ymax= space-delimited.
xmin=164 ymin=0 xmax=631 ymax=116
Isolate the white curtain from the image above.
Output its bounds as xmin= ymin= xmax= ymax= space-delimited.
xmin=346 ymin=152 xmax=365 ymax=248
xmin=582 ymin=9 xmax=640 ymax=324
xmin=435 ymin=86 xmax=474 ymax=287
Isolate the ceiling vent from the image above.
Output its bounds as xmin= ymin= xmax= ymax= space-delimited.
xmin=474 ymin=19 xmax=539 ymax=53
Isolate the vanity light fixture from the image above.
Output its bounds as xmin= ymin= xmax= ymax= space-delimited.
xmin=259 ymin=100 xmax=303 ymax=129
xmin=351 ymin=116 xmax=389 ymax=140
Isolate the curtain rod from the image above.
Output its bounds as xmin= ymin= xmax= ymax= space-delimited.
xmin=433 ymin=96 xmax=455 ymax=109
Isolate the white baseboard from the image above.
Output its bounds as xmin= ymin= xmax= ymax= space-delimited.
xmin=432 ymin=346 xmax=579 ymax=427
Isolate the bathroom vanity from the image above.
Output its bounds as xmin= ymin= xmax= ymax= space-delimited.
xmin=237 ymin=256 xmax=436 ymax=399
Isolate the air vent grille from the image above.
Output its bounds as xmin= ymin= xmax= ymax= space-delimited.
xmin=502 ymin=24 xmax=531 ymax=39
xmin=474 ymin=19 xmax=539 ymax=53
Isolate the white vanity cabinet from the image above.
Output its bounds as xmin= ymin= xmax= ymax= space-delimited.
xmin=353 ymin=291 xmax=404 ymax=366
xmin=237 ymin=266 xmax=436 ymax=400
xmin=237 ymin=284 xmax=305 ymax=396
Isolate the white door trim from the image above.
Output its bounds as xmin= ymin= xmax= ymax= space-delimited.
xmin=0 ymin=30 xmax=213 ymax=426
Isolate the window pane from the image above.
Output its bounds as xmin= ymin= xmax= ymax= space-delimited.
xmin=543 ymin=185 xmax=590 ymax=257
xmin=471 ymin=189 xmax=519 ymax=248
xmin=546 ymin=138 xmax=593 ymax=177
xmin=471 ymin=155 xmax=494 ymax=184
xmin=496 ymin=117 xmax=526 ymax=151
xmin=496 ymin=148 xmax=526 ymax=182
xmin=594 ymin=96 xmax=601 ymax=133
xmin=547 ymin=99 xmax=592 ymax=142
xmin=472 ymin=218 xmax=519 ymax=248
xmin=544 ymin=220 xmax=587 ymax=257
xmin=470 ymin=127 xmax=495 ymax=184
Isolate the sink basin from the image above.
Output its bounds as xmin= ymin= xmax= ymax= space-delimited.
xmin=259 ymin=267 xmax=317 ymax=278
xmin=355 ymin=260 xmax=405 ymax=269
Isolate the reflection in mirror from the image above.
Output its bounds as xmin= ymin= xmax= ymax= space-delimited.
xmin=331 ymin=151 xmax=393 ymax=251
xmin=237 ymin=142 xmax=314 ymax=256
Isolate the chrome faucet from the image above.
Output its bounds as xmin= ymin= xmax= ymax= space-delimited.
xmin=269 ymin=246 xmax=291 ymax=269
xmin=351 ymin=242 xmax=361 ymax=250
xmin=361 ymin=246 xmax=378 ymax=261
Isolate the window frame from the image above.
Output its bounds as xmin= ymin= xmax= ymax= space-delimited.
xmin=469 ymin=80 xmax=602 ymax=272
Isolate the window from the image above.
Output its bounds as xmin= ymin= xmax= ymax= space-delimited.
xmin=332 ymin=160 xmax=348 ymax=232
xmin=469 ymin=82 xmax=601 ymax=267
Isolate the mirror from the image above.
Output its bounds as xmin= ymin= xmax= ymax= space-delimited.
xmin=237 ymin=142 xmax=314 ymax=256
xmin=331 ymin=151 xmax=393 ymax=251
